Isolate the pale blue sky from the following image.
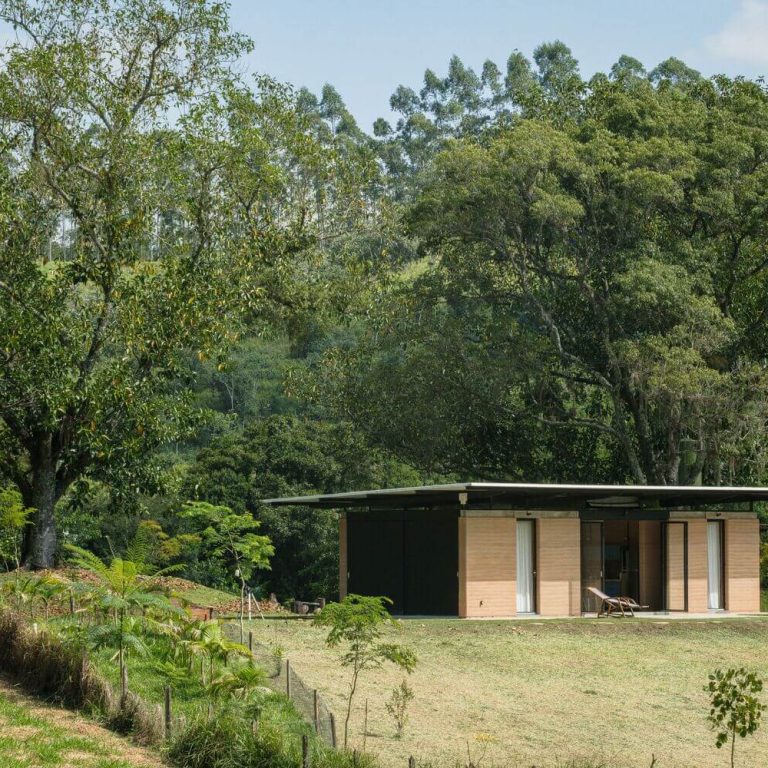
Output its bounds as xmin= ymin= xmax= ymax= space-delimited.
xmin=233 ymin=0 xmax=768 ymax=130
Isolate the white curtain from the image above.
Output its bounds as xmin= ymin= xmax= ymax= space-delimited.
xmin=707 ymin=522 xmax=722 ymax=610
xmin=516 ymin=520 xmax=535 ymax=613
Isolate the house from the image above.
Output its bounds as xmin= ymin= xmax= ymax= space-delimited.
xmin=263 ymin=483 xmax=766 ymax=617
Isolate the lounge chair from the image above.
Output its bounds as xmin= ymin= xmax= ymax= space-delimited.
xmin=587 ymin=587 xmax=648 ymax=617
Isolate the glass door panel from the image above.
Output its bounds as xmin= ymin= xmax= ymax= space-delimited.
xmin=516 ymin=520 xmax=536 ymax=613
xmin=581 ymin=522 xmax=603 ymax=612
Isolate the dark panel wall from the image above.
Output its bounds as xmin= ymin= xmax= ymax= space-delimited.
xmin=347 ymin=509 xmax=458 ymax=615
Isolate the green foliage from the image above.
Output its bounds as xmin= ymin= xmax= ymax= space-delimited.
xmin=705 ymin=668 xmax=765 ymax=767
xmin=182 ymin=414 xmax=422 ymax=599
xmin=385 ymin=679 xmax=414 ymax=738
xmin=0 ymin=486 xmax=33 ymax=571
xmin=179 ymin=501 xmax=273 ymax=585
xmin=308 ymin=71 xmax=768 ymax=486
xmin=315 ymin=594 xmax=417 ymax=747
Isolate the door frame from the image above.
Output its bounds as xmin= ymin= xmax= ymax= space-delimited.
xmin=661 ymin=521 xmax=688 ymax=612
xmin=707 ymin=519 xmax=726 ymax=611
xmin=580 ymin=520 xmax=604 ymax=613
xmin=516 ymin=518 xmax=537 ymax=614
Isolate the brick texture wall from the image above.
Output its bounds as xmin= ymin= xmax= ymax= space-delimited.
xmin=725 ymin=518 xmax=760 ymax=612
xmin=459 ymin=517 xmax=516 ymax=617
xmin=537 ymin=518 xmax=581 ymax=616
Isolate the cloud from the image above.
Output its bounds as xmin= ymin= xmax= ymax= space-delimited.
xmin=704 ymin=0 xmax=768 ymax=66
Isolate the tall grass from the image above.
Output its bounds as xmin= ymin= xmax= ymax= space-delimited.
xmin=0 ymin=608 xmax=161 ymax=744
xmin=167 ymin=712 xmax=378 ymax=768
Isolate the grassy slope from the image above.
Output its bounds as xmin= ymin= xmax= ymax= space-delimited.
xmin=0 ymin=676 xmax=163 ymax=768
xmin=248 ymin=616 xmax=768 ymax=768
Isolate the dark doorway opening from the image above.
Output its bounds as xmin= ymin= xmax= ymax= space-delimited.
xmin=580 ymin=520 xmax=640 ymax=612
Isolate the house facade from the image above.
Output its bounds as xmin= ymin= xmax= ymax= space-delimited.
xmin=264 ymin=483 xmax=765 ymax=617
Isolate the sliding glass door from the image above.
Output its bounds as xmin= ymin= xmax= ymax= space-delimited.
xmin=580 ymin=521 xmax=603 ymax=612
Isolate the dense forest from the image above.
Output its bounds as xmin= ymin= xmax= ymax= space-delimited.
xmin=2 ymin=0 xmax=768 ymax=600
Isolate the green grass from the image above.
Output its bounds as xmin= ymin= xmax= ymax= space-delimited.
xmin=0 ymin=679 xmax=161 ymax=767
xmin=175 ymin=583 xmax=238 ymax=610
xmin=247 ymin=615 xmax=768 ymax=768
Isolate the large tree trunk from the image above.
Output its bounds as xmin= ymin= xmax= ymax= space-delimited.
xmin=25 ymin=434 xmax=59 ymax=569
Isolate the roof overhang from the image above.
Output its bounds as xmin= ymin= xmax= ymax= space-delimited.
xmin=262 ymin=482 xmax=768 ymax=511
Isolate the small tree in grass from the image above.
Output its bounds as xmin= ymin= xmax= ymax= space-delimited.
xmin=314 ymin=594 xmax=417 ymax=748
xmin=66 ymin=545 xmax=181 ymax=699
xmin=180 ymin=502 xmax=273 ymax=642
xmin=705 ymin=667 xmax=765 ymax=767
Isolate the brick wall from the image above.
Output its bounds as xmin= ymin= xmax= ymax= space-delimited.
xmin=725 ymin=518 xmax=760 ymax=612
xmin=458 ymin=517 xmax=516 ymax=617
xmin=537 ymin=518 xmax=581 ymax=616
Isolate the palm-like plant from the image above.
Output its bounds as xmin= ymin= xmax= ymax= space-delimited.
xmin=65 ymin=545 xmax=183 ymax=697
xmin=185 ymin=619 xmax=251 ymax=685
xmin=208 ymin=662 xmax=267 ymax=701
xmin=1 ymin=573 xmax=38 ymax=612
xmin=29 ymin=574 xmax=68 ymax=619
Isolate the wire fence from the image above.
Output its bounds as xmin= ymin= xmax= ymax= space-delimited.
xmin=224 ymin=622 xmax=338 ymax=748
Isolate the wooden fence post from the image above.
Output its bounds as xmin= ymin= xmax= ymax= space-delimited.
xmin=286 ymin=659 xmax=291 ymax=699
xmin=248 ymin=629 xmax=253 ymax=653
xmin=302 ymin=734 xmax=310 ymax=768
xmin=69 ymin=591 xmax=75 ymax=615
xmin=164 ymin=685 xmax=172 ymax=740
xmin=353 ymin=749 xmax=359 ymax=768
xmin=363 ymin=699 xmax=368 ymax=751
xmin=313 ymin=689 xmax=319 ymax=733
xmin=329 ymin=712 xmax=337 ymax=748
xmin=408 ymin=757 xmax=416 ymax=768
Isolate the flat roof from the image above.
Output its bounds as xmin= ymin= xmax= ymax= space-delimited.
xmin=262 ymin=482 xmax=768 ymax=510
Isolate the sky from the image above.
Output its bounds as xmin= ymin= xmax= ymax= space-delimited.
xmin=232 ymin=0 xmax=768 ymax=131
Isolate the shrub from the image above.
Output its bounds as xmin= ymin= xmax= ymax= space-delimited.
xmin=166 ymin=713 xmax=295 ymax=768
xmin=385 ymin=679 xmax=415 ymax=738
xmin=705 ymin=667 xmax=765 ymax=768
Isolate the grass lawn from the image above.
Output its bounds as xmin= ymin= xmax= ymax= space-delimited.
xmin=0 ymin=676 xmax=163 ymax=768
xmin=247 ymin=616 xmax=768 ymax=768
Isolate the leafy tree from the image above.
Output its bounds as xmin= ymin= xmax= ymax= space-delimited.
xmin=314 ymin=594 xmax=417 ymax=748
xmin=314 ymin=72 xmax=768 ymax=486
xmin=705 ymin=668 xmax=765 ymax=767
xmin=0 ymin=0 xmax=328 ymax=568
xmin=179 ymin=501 xmax=273 ymax=640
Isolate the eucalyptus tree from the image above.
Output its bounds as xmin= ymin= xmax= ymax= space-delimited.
xmin=312 ymin=70 xmax=768 ymax=486
xmin=0 ymin=0 xmax=334 ymax=567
